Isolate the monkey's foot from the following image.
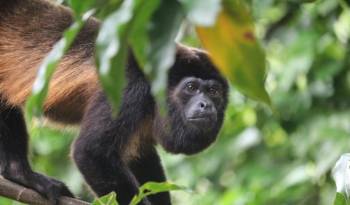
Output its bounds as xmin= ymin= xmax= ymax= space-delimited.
xmin=2 ymin=170 xmax=74 ymax=204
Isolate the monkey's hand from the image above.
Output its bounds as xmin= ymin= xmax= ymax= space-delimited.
xmin=3 ymin=167 xmax=74 ymax=205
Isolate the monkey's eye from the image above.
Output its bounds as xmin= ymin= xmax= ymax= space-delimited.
xmin=208 ymin=87 xmax=219 ymax=96
xmin=186 ymin=82 xmax=198 ymax=93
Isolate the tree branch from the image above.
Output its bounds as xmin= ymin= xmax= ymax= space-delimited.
xmin=0 ymin=177 xmax=90 ymax=205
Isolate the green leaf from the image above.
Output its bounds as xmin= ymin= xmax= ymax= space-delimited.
xmin=179 ymin=0 xmax=221 ymax=26
xmin=67 ymin=0 xmax=96 ymax=16
xmin=129 ymin=0 xmax=161 ymax=68
xmin=139 ymin=181 xmax=186 ymax=194
xmin=95 ymin=0 xmax=136 ymax=113
xmin=92 ymin=192 xmax=119 ymax=205
xmin=334 ymin=193 xmax=348 ymax=205
xmin=146 ymin=0 xmax=185 ymax=94
xmin=129 ymin=182 xmax=186 ymax=205
xmin=196 ymin=0 xmax=271 ymax=106
xmin=94 ymin=0 xmax=123 ymax=18
xmin=25 ymin=10 xmax=94 ymax=120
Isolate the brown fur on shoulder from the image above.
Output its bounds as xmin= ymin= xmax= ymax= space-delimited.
xmin=0 ymin=0 xmax=100 ymax=123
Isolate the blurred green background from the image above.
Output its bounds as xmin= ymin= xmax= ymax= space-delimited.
xmin=2 ymin=0 xmax=350 ymax=204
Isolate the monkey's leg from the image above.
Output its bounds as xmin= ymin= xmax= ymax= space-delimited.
xmin=73 ymin=92 xmax=152 ymax=205
xmin=0 ymin=105 xmax=73 ymax=204
xmin=129 ymin=147 xmax=171 ymax=205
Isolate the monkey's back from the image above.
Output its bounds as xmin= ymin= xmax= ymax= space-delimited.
xmin=0 ymin=0 xmax=100 ymax=123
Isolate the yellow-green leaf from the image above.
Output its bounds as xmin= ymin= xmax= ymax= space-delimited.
xmin=129 ymin=182 xmax=186 ymax=205
xmin=196 ymin=0 xmax=271 ymax=105
xmin=334 ymin=193 xmax=349 ymax=205
xmin=92 ymin=192 xmax=119 ymax=205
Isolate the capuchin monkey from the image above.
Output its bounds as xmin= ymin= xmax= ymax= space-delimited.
xmin=0 ymin=0 xmax=228 ymax=204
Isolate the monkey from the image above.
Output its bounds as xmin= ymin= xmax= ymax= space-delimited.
xmin=0 ymin=0 xmax=229 ymax=205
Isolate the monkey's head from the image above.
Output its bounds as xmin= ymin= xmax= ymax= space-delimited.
xmin=159 ymin=45 xmax=228 ymax=155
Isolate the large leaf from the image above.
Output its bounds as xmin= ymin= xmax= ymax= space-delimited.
xmin=146 ymin=0 xmax=185 ymax=94
xmin=128 ymin=0 xmax=161 ymax=68
xmin=95 ymin=0 xmax=135 ymax=113
xmin=92 ymin=192 xmax=119 ymax=205
xmin=25 ymin=10 xmax=94 ymax=120
xmin=196 ymin=0 xmax=271 ymax=105
xmin=129 ymin=182 xmax=185 ymax=205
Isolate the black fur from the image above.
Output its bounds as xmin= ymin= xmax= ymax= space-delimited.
xmin=156 ymin=47 xmax=229 ymax=154
xmin=0 ymin=105 xmax=74 ymax=205
xmin=73 ymin=47 xmax=228 ymax=204
xmin=129 ymin=147 xmax=170 ymax=205
xmin=73 ymin=55 xmax=158 ymax=205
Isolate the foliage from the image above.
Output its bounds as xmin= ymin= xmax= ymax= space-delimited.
xmin=334 ymin=193 xmax=349 ymax=205
xmin=159 ymin=1 xmax=350 ymax=204
xmin=93 ymin=192 xmax=118 ymax=205
xmin=2 ymin=0 xmax=350 ymax=205
xmin=25 ymin=0 xmax=269 ymax=116
xmin=130 ymin=182 xmax=185 ymax=205
xmin=90 ymin=182 xmax=185 ymax=205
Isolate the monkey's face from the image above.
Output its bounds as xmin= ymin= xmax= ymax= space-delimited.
xmin=175 ymin=77 xmax=225 ymax=128
xmin=159 ymin=45 xmax=229 ymax=155
xmin=164 ymin=76 xmax=228 ymax=155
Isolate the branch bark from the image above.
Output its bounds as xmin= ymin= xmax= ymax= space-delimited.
xmin=0 ymin=177 xmax=90 ymax=205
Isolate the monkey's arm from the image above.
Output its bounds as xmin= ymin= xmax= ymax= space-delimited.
xmin=129 ymin=147 xmax=171 ymax=205
xmin=73 ymin=92 xmax=153 ymax=205
xmin=73 ymin=57 xmax=155 ymax=205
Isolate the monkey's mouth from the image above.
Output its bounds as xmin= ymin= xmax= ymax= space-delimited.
xmin=187 ymin=117 xmax=209 ymax=121
xmin=186 ymin=114 xmax=217 ymax=127
xmin=187 ymin=112 xmax=215 ymax=119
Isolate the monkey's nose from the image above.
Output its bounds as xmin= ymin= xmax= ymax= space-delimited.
xmin=198 ymin=100 xmax=213 ymax=112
